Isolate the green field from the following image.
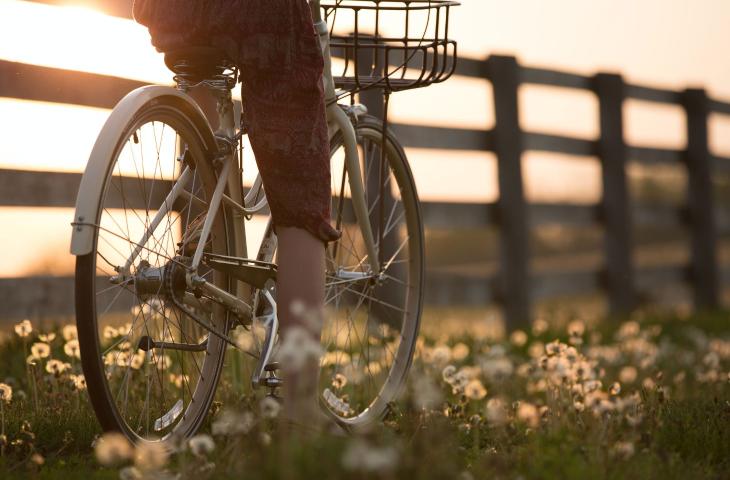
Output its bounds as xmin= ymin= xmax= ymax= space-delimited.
xmin=0 ymin=310 xmax=727 ymax=479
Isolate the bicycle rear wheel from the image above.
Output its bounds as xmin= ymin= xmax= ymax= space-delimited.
xmin=75 ymin=97 xmax=233 ymax=443
xmin=320 ymin=114 xmax=424 ymax=428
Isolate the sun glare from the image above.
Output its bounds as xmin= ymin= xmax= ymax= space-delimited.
xmin=0 ymin=0 xmax=170 ymax=84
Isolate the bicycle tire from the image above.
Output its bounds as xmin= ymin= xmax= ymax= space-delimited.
xmin=76 ymin=97 xmax=233 ymax=444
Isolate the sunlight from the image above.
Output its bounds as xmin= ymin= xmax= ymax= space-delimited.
xmin=0 ymin=0 xmax=170 ymax=84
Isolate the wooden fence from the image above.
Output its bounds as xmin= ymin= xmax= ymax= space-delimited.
xmin=2 ymin=1 xmax=730 ymax=328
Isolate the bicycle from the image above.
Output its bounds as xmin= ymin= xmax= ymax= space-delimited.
xmin=70 ymin=0 xmax=458 ymax=444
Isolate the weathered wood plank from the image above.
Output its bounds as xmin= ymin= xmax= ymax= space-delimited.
xmin=708 ymin=99 xmax=730 ymax=116
xmin=532 ymin=270 xmax=600 ymax=299
xmin=421 ymin=202 xmax=498 ymax=229
xmin=633 ymin=204 xmax=686 ymax=228
xmin=0 ymin=169 xmax=172 ymax=209
xmin=0 ymin=275 xmax=134 ymax=320
xmin=595 ymin=72 xmax=635 ymax=314
xmin=519 ymin=66 xmax=593 ymax=90
xmin=523 ymin=132 xmax=597 ymax=156
xmin=529 ymin=203 xmax=598 ymax=227
xmin=0 ymin=60 xmax=145 ymax=109
xmin=628 ymin=146 xmax=684 ymax=165
xmin=625 ymin=84 xmax=683 ymax=105
xmin=683 ymin=88 xmax=720 ymax=308
xmin=391 ymin=124 xmax=492 ymax=151
xmin=486 ymin=55 xmax=531 ymax=329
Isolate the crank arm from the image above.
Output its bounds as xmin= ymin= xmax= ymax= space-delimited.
xmin=250 ymin=290 xmax=278 ymax=389
xmin=137 ymin=335 xmax=207 ymax=353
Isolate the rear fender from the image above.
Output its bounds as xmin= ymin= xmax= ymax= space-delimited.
xmin=70 ymin=86 xmax=217 ymax=256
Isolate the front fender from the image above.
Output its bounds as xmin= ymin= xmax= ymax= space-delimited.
xmin=70 ymin=85 xmax=217 ymax=256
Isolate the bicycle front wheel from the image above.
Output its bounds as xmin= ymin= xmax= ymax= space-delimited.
xmin=321 ymin=114 xmax=424 ymax=428
xmin=75 ymin=96 xmax=233 ymax=443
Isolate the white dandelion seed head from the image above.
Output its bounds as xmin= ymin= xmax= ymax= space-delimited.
xmin=64 ymin=339 xmax=81 ymax=359
xmin=0 ymin=383 xmax=12 ymax=403
xmin=485 ymin=398 xmax=507 ymax=425
xmin=510 ymin=330 xmax=528 ymax=347
xmin=342 ymin=439 xmax=399 ymax=474
xmin=259 ymin=396 xmax=281 ymax=419
xmin=188 ymin=434 xmax=215 ymax=458
xmin=31 ymin=342 xmax=51 ymax=360
xmin=133 ymin=441 xmax=169 ymax=472
xmin=94 ymin=432 xmax=133 ymax=467
xmin=62 ymin=324 xmax=78 ymax=341
xmin=38 ymin=333 xmax=56 ymax=343
xmin=14 ymin=319 xmax=33 ymax=338
xmin=275 ymin=326 xmax=323 ymax=372
xmin=211 ymin=410 xmax=255 ymax=436
xmin=464 ymin=379 xmax=487 ymax=400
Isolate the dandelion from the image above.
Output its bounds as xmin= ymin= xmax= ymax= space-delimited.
xmin=532 ymin=318 xmax=548 ymax=335
xmin=103 ymin=326 xmax=118 ymax=340
xmin=528 ymin=341 xmax=545 ymax=359
xmin=211 ymin=410 xmax=255 ymax=436
xmin=30 ymin=453 xmax=45 ymax=465
xmin=259 ymin=396 xmax=281 ymax=419
xmin=452 ymin=343 xmax=470 ymax=361
xmin=38 ymin=333 xmax=55 ymax=343
xmin=609 ymin=382 xmax=621 ymax=396
xmin=342 ymin=439 xmax=399 ymax=474
xmin=62 ymin=324 xmax=78 ymax=341
xmin=464 ymin=379 xmax=487 ymax=400
xmin=64 ymin=339 xmax=81 ymax=359
xmin=14 ymin=319 xmax=32 ymax=338
xmin=0 ymin=383 xmax=12 ymax=403
xmin=275 ymin=326 xmax=323 ymax=372
xmin=411 ymin=374 xmax=442 ymax=410
xmin=642 ymin=377 xmax=656 ymax=390
xmin=611 ymin=441 xmax=635 ymax=459
xmin=30 ymin=342 xmax=51 ymax=360
xmin=119 ymin=466 xmax=142 ymax=480
xmin=619 ymin=366 xmax=638 ymax=384
xmin=567 ymin=320 xmax=585 ymax=337
xmin=45 ymin=359 xmax=69 ymax=376
xmin=332 ymin=373 xmax=348 ymax=390
xmin=69 ymin=374 xmax=87 ymax=391
xmin=516 ymin=402 xmax=539 ymax=428
xmin=485 ymin=398 xmax=507 ymax=425
xmin=94 ymin=432 xmax=133 ymax=466
xmin=573 ymin=401 xmax=585 ymax=412
xmin=510 ymin=330 xmax=528 ymax=347
xmin=442 ymin=365 xmax=457 ymax=383
xmin=431 ymin=345 xmax=452 ymax=365
xmin=188 ymin=434 xmax=215 ymax=457
xmin=134 ymin=441 xmax=169 ymax=472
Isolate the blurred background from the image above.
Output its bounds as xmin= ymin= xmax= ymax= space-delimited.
xmin=1 ymin=0 xmax=729 ymax=335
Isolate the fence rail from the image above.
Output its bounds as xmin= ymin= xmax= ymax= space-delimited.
xmin=2 ymin=2 xmax=730 ymax=327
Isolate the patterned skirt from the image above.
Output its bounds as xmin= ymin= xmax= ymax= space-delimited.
xmin=133 ymin=0 xmax=340 ymax=244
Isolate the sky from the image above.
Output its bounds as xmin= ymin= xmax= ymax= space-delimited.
xmin=0 ymin=0 xmax=729 ymax=277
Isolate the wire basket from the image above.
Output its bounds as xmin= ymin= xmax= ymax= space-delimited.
xmin=322 ymin=0 xmax=460 ymax=93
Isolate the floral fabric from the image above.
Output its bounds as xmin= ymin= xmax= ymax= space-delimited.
xmin=133 ymin=0 xmax=341 ymax=244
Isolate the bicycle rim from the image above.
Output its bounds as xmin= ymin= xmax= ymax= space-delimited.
xmin=76 ymin=101 xmax=232 ymax=443
xmin=321 ymin=114 xmax=424 ymax=427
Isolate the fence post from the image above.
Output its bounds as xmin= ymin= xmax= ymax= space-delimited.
xmin=594 ymin=73 xmax=635 ymax=316
xmin=485 ymin=55 xmax=530 ymax=330
xmin=683 ymin=88 xmax=719 ymax=309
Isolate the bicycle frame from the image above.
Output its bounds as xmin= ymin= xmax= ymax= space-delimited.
xmin=70 ymin=0 xmax=380 ymax=389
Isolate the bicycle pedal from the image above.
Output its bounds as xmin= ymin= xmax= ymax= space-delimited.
xmin=264 ymin=362 xmax=281 ymax=372
xmin=259 ymin=376 xmax=283 ymax=388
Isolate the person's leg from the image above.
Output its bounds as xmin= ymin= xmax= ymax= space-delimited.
xmin=275 ymin=226 xmax=326 ymax=423
xmin=232 ymin=0 xmax=340 ymax=426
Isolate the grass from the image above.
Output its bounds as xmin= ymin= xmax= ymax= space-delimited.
xmin=0 ymin=310 xmax=727 ymax=479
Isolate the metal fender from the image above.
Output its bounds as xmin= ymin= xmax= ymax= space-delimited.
xmin=70 ymin=85 xmax=217 ymax=256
